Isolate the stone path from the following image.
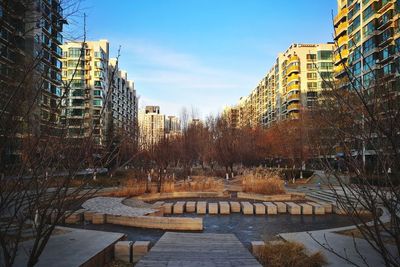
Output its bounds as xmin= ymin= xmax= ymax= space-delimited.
xmin=136 ymin=232 xmax=261 ymax=267
xmin=82 ymin=197 xmax=157 ymax=217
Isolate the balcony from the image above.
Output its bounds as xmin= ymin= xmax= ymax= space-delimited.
xmin=334 ymin=8 xmax=348 ymax=26
xmin=287 ymin=103 xmax=300 ymax=111
xmin=287 ymin=74 xmax=300 ymax=83
xmin=287 ymin=65 xmax=300 ymax=75
xmin=337 ymin=35 xmax=349 ymax=47
xmin=334 ymin=22 xmax=348 ymax=39
xmin=334 ymin=64 xmax=346 ymax=74
xmin=287 ymin=83 xmax=300 ymax=92
xmin=334 ymin=49 xmax=349 ymax=64
xmin=288 ymin=55 xmax=300 ymax=64
xmin=287 ymin=93 xmax=300 ymax=102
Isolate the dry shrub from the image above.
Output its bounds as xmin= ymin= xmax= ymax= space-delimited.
xmin=257 ymin=241 xmax=327 ymax=267
xmin=110 ymin=178 xmax=148 ymax=197
xmin=175 ymin=176 xmax=224 ymax=192
xmin=242 ymin=169 xmax=285 ymax=195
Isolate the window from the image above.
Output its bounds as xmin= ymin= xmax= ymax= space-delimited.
xmin=363 ymin=21 xmax=376 ymax=38
xmin=348 ymin=16 xmax=360 ymax=35
xmin=363 ymin=4 xmax=376 ymax=21
xmin=307 ymin=82 xmax=317 ymax=89
xmin=306 ymin=54 xmax=317 ymax=61
xmin=363 ymin=38 xmax=376 ymax=54
xmin=319 ymin=62 xmax=333 ymax=70
xmin=307 ymin=63 xmax=316 ymax=70
xmin=348 ymin=3 xmax=360 ymax=20
xmin=363 ymin=54 xmax=376 ymax=71
xmin=363 ymin=71 xmax=375 ymax=88
xmin=307 ymin=72 xmax=317 ymax=80
xmin=94 ymin=90 xmax=102 ymax=96
xmin=318 ymin=51 xmax=333 ymax=61
xmin=93 ymin=99 xmax=103 ymax=106
xmin=380 ymin=28 xmax=393 ymax=44
xmin=382 ymin=63 xmax=393 ymax=76
xmin=381 ymin=46 xmax=392 ymax=61
xmin=352 ymin=62 xmax=361 ymax=76
xmin=94 ymin=80 xmax=102 ymax=87
xmin=320 ymin=72 xmax=333 ymax=79
xmin=69 ymin=48 xmax=83 ymax=58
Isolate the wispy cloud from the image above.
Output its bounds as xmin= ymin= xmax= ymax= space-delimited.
xmin=113 ymin=38 xmax=263 ymax=116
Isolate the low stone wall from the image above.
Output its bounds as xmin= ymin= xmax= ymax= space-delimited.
xmin=135 ymin=191 xmax=227 ymax=201
xmin=237 ymin=192 xmax=305 ymax=201
xmin=106 ymin=214 xmax=203 ymax=231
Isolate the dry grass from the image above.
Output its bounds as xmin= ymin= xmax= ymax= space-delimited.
xmin=257 ymin=241 xmax=327 ymax=267
xmin=242 ymin=169 xmax=285 ymax=195
xmin=110 ymin=176 xmax=224 ymax=197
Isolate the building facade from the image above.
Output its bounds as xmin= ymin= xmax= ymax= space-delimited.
xmin=165 ymin=115 xmax=181 ymax=138
xmin=0 ymin=0 xmax=64 ymax=163
xmin=61 ymin=40 xmax=110 ymax=146
xmin=334 ymin=0 xmax=400 ymax=88
xmin=231 ymin=43 xmax=335 ymax=129
xmin=138 ymin=106 xmax=165 ymax=148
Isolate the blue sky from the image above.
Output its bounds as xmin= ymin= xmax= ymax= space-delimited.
xmin=67 ymin=0 xmax=337 ymax=118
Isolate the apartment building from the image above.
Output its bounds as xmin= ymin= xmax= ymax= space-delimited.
xmin=108 ymin=59 xmax=138 ymax=139
xmin=165 ymin=115 xmax=181 ymax=138
xmin=139 ymin=106 xmax=165 ymax=148
xmin=61 ymin=40 xmax=110 ymax=146
xmin=0 ymin=0 xmax=64 ymax=162
xmin=334 ymin=0 xmax=400 ymax=88
xmin=232 ymin=43 xmax=334 ymax=129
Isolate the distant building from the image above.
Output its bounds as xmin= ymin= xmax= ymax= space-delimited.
xmin=165 ymin=116 xmax=181 ymax=138
xmin=222 ymin=106 xmax=239 ymax=128
xmin=139 ymin=106 xmax=165 ymax=148
xmin=232 ymin=43 xmax=335 ymax=128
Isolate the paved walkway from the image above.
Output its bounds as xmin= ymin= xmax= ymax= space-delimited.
xmin=82 ymin=197 xmax=157 ymax=216
xmin=14 ymin=227 xmax=125 ymax=267
xmin=136 ymin=232 xmax=261 ymax=267
xmin=279 ymin=209 xmax=399 ymax=267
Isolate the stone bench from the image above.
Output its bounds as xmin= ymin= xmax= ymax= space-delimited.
xmin=254 ymin=203 xmax=266 ymax=215
xmin=307 ymin=202 xmax=325 ymax=215
xmin=241 ymin=202 xmax=254 ymax=215
xmin=273 ymin=202 xmax=287 ymax=213
xmin=84 ymin=211 xmax=95 ymax=222
xmin=65 ymin=209 xmax=84 ymax=224
xmin=208 ymin=203 xmax=218 ymax=214
xmin=92 ymin=212 xmax=106 ymax=224
xmin=196 ymin=201 xmax=207 ymax=214
xmin=230 ymin=201 xmax=241 ymax=213
xmin=186 ymin=201 xmax=196 ymax=213
xmin=132 ymin=241 xmax=150 ymax=263
xmin=219 ymin=202 xmax=230 ymax=215
xmin=299 ymin=203 xmax=313 ymax=215
xmin=163 ymin=203 xmax=173 ymax=214
xmin=173 ymin=201 xmax=185 ymax=214
xmin=263 ymin=202 xmax=277 ymax=215
xmin=286 ymin=202 xmax=301 ymax=215
xmin=319 ymin=202 xmax=333 ymax=213
xmin=114 ymin=241 xmax=133 ymax=263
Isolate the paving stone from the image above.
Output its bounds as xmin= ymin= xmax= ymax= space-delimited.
xmin=208 ymin=203 xmax=218 ymax=214
xmin=241 ymin=202 xmax=254 ymax=215
xmin=114 ymin=241 xmax=133 ymax=263
xmin=300 ymin=203 xmax=313 ymax=215
xmin=254 ymin=203 xmax=266 ymax=215
xmin=173 ymin=202 xmax=185 ymax=214
xmin=286 ymin=202 xmax=301 ymax=215
xmin=196 ymin=202 xmax=207 ymax=214
xmin=219 ymin=201 xmax=230 ymax=214
xmin=273 ymin=202 xmax=287 ymax=213
xmin=230 ymin=201 xmax=241 ymax=213
xmin=263 ymin=202 xmax=277 ymax=215
xmin=186 ymin=201 xmax=196 ymax=213
xmin=307 ymin=202 xmax=325 ymax=215
xmin=163 ymin=203 xmax=173 ymax=214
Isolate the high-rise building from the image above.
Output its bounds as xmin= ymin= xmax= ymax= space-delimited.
xmin=61 ymin=40 xmax=110 ymax=146
xmin=108 ymin=59 xmax=138 ymax=140
xmin=165 ymin=115 xmax=181 ymax=138
xmin=139 ymin=106 xmax=165 ymax=148
xmin=232 ymin=43 xmax=334 ymax=128
xmin=333 ymin=0 xmax=400 ymax=88
xmin=0 ymin=0 xmax=64 ymax=163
